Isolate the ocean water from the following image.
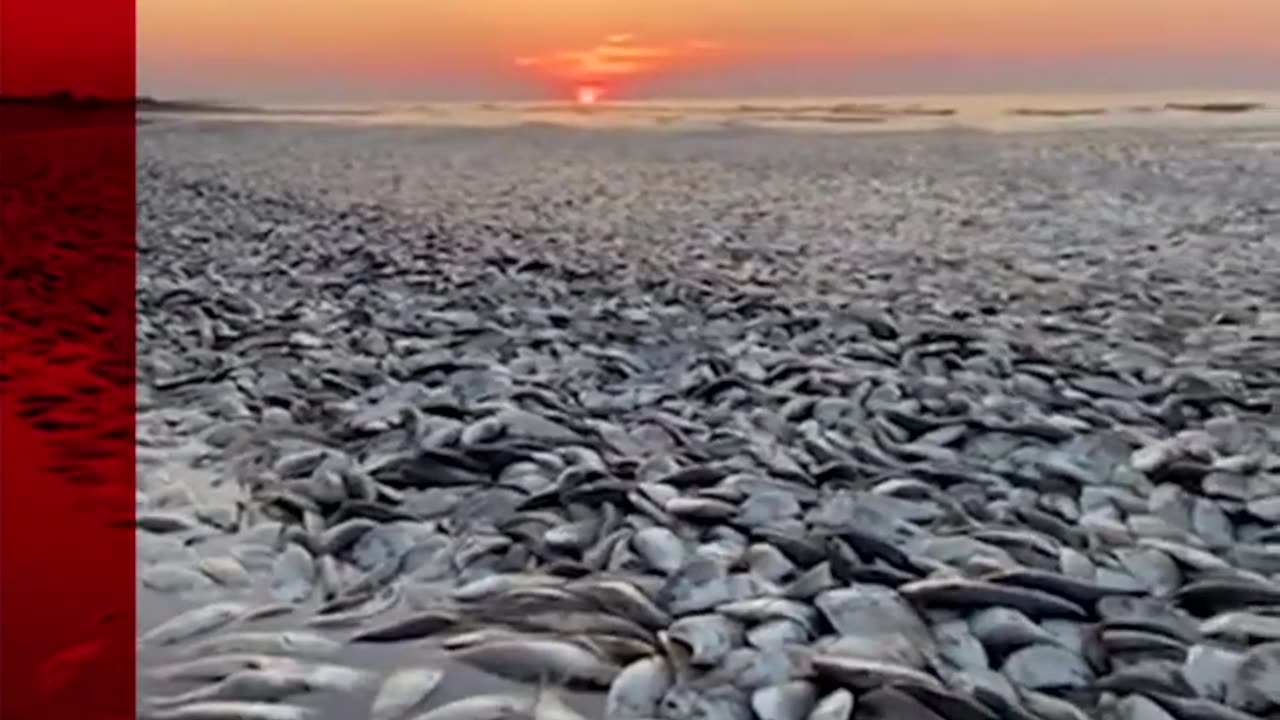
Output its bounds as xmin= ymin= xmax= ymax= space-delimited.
xmin=149 ymin=90 xmax=1280 ymax=134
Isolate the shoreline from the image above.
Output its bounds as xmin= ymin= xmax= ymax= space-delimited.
xmin=134 ymin=111 xmax=1280 ymax=145
xmin=7 ymin=90 xmax=1277 ymax=138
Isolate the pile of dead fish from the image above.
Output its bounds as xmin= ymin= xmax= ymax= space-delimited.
xmin=133 ymin=151 xmax=1280 ymax=720
xmin=134 ymin=285 xmax=1280 ymax=720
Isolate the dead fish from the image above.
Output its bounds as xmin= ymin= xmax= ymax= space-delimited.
xmin=1138 ymin=538 xmax=1231 ymax=573
xmin=815 ymin=633 xmax=930 ymax=670
xmin=1182 ymin=644 xmax=1249 ymax=707
xmin=270 ymin=543 xmax=317 ymax=603
xmin=1097 ymin=596 xmax=1200 ymax=643
xmin=900 ymin=682 xmax=1002 ymax=720
xmin=141 ymin=602 xmax=247 ymax=646
xmin=667 ymin=496 xmax=739 ymax=521
xmin=321 ymin=518 xmax=379 ymax=555
xmin=440 ymin=628 xmax=528 ymax=650
xmin=805 ymin=689 xmax=854 ymax=720
xmin=512 ymin=611 xmax=654 ymax=643
xmin=371 ymin=667 xmax=445 ymax=720
xmin=452 ymin=573 xmax=563 ymax=602
xmin=138 ymin=701 xmax=315 ymax=720
xmin=411 ymin=693 xmax=532 ymax=720
xmin=1175 ymin=578 xmax=1280 ymax=616
xmin=632 ymin=526 xmax=687 ymax=576
xmin=1145 ymin=690 xmax=1268 ymax=720
xmin=697 ymin=645 xmax=811 ymax=692
xmin=969 ymin=607 xmax=1055 ymax=649
xmin=136 ymin=511 xmax=204 ymax=534
xmin=785 ymin=563 xmax=838 ymax=600
xmin=570 ymin=578 xmax=671 ymax=630
xmin=353 ymin=609 xmax=462 ymax=643
xmin=1097 ymin=660 xmax=1192 ymax=696
xmin=658 ymin=682 xmax=753 ymax=720
xmin=605 ymin=656 xmax=672 ymax=720
xmin=143 ymin=564 xmax=218 ymax=593
xmin=814 ymin=585 xmax=933 ymax=645
xmin=231 ymin=545 xmax=278 ymax=574
xmin=932 ymin=619 xmax=989 ymax=672
xmin=1100 ymin=628 xmax=1188 ymax=656
xmin=899 ymin=577 xmax=1086 ymax=619
xmin=305 ymin=663 xmax=377 ymax=691
xmin=240 ymin=603 xmax=296 ymax=624
xmin=306 ymin=584 xmax=401 ymax=629
xmin=198 ymin=557 xmax=255 ymax=588
xmin=148 ymin=660 xmax=370 ymax=699
xmin=986 ymin=567 xmax=1134 ymax=606
xmin=572 ymin=633 xmax=656 ymax=665
xmin=1002 ymin=644 xmax=1094 ymax=691
xmin=148 ymin=669 xmax=315 ymax=707
xmin=1238 ymin=641 xmax=1280 ymax=710
xmin=1201 ymin=611 xmax=1280 ymax=642
xmin=582 ymin=528 xmax=634 ymax=571
xmin=747 ymin=619 xmax=811 ymax=651
xmin=1109 ymin=695 xmax=1178 ymax=720
xmin=809 ymin=654 xmax=942 ymax=691
xmin=855 ymin=686 xmax=945 ymax=720
xmin=450 ymin=638 xmax=621 ymax=688
xmin=183 ymin=631 xmax=341 ymax=658
xmin=751 ymin=681 xmax=818 ymax=720
xmin=742 ymin=544 xmax=798 ymax=583
xmin=667 ymin=614 xmax=745 ymax=667
xmin=716 ymin=598 xmax=820 ymax=630
xmin=147 ymin=655 xmax=301 ymax=683
xmin=1019 ymin=690 xmax=1089 ymax=720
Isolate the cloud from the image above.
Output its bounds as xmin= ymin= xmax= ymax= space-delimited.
xmin=514 ymin=34 xmax=723 ymax=83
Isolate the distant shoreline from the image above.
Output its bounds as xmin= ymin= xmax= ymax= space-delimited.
xmin=4 ymin=91 xmax=1277 ymax=137
xmin=0 ymin=92 xmax=226 ymax=111
xmin=0 ymin=92 xmax=376 ymax=116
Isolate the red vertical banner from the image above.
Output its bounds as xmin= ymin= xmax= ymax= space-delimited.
xmin=1 ymin=0 xmax=137 ymax=718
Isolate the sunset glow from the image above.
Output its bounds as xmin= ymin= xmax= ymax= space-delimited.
xmin=136 ymin=0 xmax=1280 ymax=101
xmin=516 ymin=34 xmax=724 ymax=101
xmin=516 ymin=34 xmax=722 ymax=83
xmin=575 ymin=85 xmax=602 ymax=105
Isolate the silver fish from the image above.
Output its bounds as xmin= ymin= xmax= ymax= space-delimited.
xmin=605 ymin=656 xmax=672 ymax=720
xmin=147 ymin=655 xmax=301 ymax=683
xmin=271 ymin=543 xmax=317 ymax=603
xmin=805 ymin=689 xmax=854 ymax=720
xmin=139 ymin=701 xmax=315 ymax=720
xmin=450 ymin=638 xmax=621 ymax=688
xmin=182 ymin=631 xmax=342 ymax=658
xmin=631 ymin=527 xmax=687 ymax=576
xmin=411 ymin=694 xmax=531 ymax=720
xmin=666 ymin=614 xmax=745 ymax=667
xmin=141 ymin=602 xmax=248 ymax=646
xmin=371 ymin=666 xmax=446 ymax=720
xmin=751 ymin=681 xmax=818 ymax=720
xmin=148 ymin=669 xmax=314 ymax=707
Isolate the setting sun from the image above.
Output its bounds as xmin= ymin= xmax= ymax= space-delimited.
xmin=575 ymin=85 xmax=602 ymax=105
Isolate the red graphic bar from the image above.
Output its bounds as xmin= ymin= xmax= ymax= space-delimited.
xmin=1 ymin=0 xmax=137 ymax=718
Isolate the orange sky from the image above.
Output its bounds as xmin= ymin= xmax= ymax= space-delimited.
xmin=137 ymin=0 xmax=1280 ymax=100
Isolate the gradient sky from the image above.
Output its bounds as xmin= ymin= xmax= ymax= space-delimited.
xmin=137 ymin=0 xmax=1280 ymax=102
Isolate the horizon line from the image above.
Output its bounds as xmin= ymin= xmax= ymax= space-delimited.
xmin=138 ymin=83 xmax=1280 ymax=108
